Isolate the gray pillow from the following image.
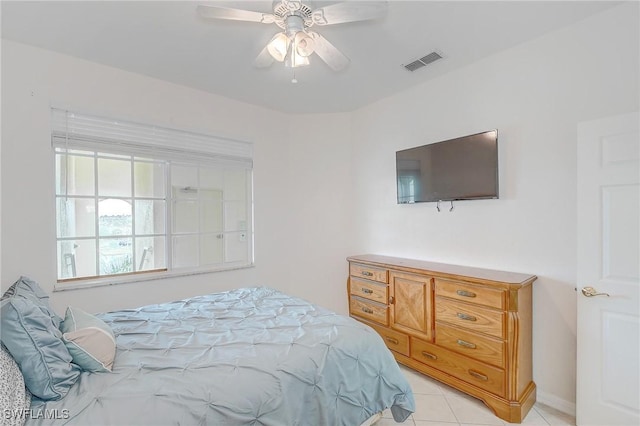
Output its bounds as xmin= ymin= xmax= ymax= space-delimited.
xmin=0 ymin=344 xmax=31 ymax=426
xmin=0 ymin=296 xmax=80 ymax=400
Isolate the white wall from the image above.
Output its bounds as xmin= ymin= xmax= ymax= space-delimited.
xmin=285 ymin=115 xmax=354 ymax=313
xmin=349 ymin=2 xmax=638 ymax=412
xmin=0 ymin=39 xmax=294 ymax=314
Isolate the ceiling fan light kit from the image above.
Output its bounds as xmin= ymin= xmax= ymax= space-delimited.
xmin=197 ymin=0 xmax=388 ymax=80
xmin=267 ymin=16 xmax=314 ymax=68
xmin=293 ymin=31 xmax=314 ymax=57
xmin=267 ymin=32 xmax=289 ymax=62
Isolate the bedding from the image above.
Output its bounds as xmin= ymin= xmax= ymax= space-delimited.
xmin=26 ymin=287 xmax=414 ymax=425
xmin=0 ymin=278 xmax=80 ymax=401
xmin=60 ymin=307 xmax=116 ymax=373
xmin=0 ymin=344 xmax=32 ymax=426
xmin=1 ymin=277 xmax=62 ymax=328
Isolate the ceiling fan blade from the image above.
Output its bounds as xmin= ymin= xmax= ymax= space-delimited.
xmin=254 ymin=45 xmax=275 ymax=68
xmin=311 ymin=1 xmax=388 ymax=26
xmin=197 ymin=5 xmax=275 ymax=24
xmin=309 ymin=32 xmax=350 ymax=71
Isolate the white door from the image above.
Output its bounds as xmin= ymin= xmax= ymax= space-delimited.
xmin=576 ymin=112 xmax=640 ymax=425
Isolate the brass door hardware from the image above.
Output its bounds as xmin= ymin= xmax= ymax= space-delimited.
xmin=581 ymin=286 xmax=610 ymax=297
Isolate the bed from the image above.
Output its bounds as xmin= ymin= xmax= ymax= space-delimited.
xmin=1 ymin=281 xmax=414 ymax=426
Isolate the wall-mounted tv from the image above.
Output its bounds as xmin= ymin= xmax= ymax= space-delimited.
xmin=396 ymin=130 xmax=498 ymax=204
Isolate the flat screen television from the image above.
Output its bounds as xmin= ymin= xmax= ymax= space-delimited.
xmin=396 ymin=130 xmax=498 ymax=203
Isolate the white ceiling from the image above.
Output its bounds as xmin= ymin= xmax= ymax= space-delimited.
xmin=1 ymin=1 xmax=619 ymax=114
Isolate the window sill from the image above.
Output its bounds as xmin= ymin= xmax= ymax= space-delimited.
xmin=53 ymin=263 xmax=255 ymax=292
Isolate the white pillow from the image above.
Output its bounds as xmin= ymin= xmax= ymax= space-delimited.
xmin=60 ymin=307 xmax=116 ymax=373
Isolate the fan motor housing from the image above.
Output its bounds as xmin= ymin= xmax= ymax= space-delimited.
xmin=273 ymin=0 xmax=314 ymax=29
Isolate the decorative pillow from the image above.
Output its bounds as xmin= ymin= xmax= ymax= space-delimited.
xmin=0 ymin=297 xmax=80 ymax=400
xmin=1 ymin=276 xmax=62 ymax=329
xmin=0 ymin=345 xmax=31 ymax=426
xmin=60 ymin=307 xmax=116 ymax=372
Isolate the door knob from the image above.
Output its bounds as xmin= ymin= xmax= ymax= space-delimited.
xmin=581 ymin=286 xmax=610 ymax=297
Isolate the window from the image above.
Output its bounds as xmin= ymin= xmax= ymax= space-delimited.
xmin=52 ymin=109 xmax=253 ymax=284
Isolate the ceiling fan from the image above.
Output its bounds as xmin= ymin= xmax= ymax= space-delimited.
xmin=197 ymin=1 xmax=388 ymax=74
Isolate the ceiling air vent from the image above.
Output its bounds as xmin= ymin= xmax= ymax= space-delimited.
xmin=404 ymin=51 xmax=443 ymax=72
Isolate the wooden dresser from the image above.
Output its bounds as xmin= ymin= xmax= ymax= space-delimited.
xmin=347 ymin=254 xmax=536 ymax=423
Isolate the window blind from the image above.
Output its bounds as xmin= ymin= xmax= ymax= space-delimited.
xmin=51 ymin=108 xmax=253 ymax=167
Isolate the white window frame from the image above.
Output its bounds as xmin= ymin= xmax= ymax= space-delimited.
xmin=52 ymin=108 xmax=254 ymax=290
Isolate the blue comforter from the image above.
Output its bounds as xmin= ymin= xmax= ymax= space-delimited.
xmin=28 ymin=287 xmax=414 ymax=425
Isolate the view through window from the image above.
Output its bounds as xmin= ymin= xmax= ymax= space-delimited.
xmin=53 ymin=110 xmax=253 ymax=284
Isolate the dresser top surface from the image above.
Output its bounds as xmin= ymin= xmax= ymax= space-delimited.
xmin=347 ymin=254 xmax=536 ymax=287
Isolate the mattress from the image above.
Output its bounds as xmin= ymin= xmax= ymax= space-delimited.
xmin=27 ymin=287 xmax=414 ymax=425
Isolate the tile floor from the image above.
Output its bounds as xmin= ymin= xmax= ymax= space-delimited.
xmin=377 ymin=366 xmax=576 ymax=426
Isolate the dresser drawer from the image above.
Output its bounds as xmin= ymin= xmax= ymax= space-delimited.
xmin=350 ymin=263 xmax=388 ymax=284
xmin=350 ymin=277 xmax=388 ymax=304
xmin=368 ymin=323 xmax=410 ymax=357
xmin=435 ymin=323 xmax=505 ymax=368
xmin=435 ymin=279 xmax=506 ymax=310
xmin=436 ymin=298 xmax=504 ymax=339
xmin=411 ymin=337 xmax=505 ymax=397
xmin=350 ymin=296 xmax=388 ymax=326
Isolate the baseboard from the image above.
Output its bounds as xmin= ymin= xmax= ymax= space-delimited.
xmin=536 ymin=390 xmax=576 ymax=417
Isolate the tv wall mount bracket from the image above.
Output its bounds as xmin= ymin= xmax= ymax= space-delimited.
xmin=436 ymin=200 xmax=455 ymax=212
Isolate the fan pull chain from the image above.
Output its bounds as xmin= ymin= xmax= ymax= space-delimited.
xmin=292 ymin=69 xmax=298 ymax=84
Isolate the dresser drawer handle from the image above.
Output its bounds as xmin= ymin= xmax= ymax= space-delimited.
xmin=361 ymin=271 xmax=374 ymax=277
xmin=421 ymin=351 xmax=438 ymax=360
xmin=457 ymin=339 xmax=477 ymax=349
xmin=361 ymin=288 xmax=374 ymax=294
xmin=362 ymin=307 xmax=374 ymax=314
xmin=457 ymin=312 xmax=477 ymax=321
xmin=468 ymin=369 xmax=488 ymax=381
xmin=457 ymin=290 xmax=476 ymax=298
xmin=385 ymin=337 xmax=399 ymax=345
